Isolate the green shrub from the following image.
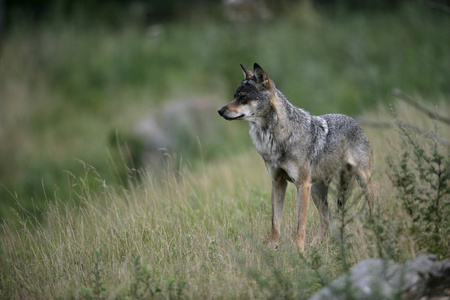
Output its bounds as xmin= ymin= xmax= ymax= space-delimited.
xmin=387 ymin=118 xmax=449 ymax=258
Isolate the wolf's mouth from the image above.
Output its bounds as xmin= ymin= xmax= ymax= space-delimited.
xmin=224 ymin=114 xmax=245 ymax=121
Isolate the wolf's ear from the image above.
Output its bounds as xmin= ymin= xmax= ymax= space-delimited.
xmin=253 ymin=63 xmax=272 ymax=90
xmin=240 ymin=64 xmax=254 ymax=80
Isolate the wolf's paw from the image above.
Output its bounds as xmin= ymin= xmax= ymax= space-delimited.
xmin=267 ymin=235 xmax=280 ymax=251
xmin=269 ymin=242 xmax=279 ymax=252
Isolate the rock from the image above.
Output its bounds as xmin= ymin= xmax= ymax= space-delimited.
xmin=127 ymin=97 xmax=221 ymax=170
xmin=309 ymin=254 xmax=450 ymax=300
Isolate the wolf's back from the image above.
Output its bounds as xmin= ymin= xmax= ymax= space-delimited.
xmin=321 ymin=114 xmax=369 ymax=149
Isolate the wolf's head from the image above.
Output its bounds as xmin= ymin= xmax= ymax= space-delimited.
xmin=218 ymin=63 xmax=274 ymax=122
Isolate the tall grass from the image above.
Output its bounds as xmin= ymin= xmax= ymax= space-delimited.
xmin=0 ymin=151 xmax=342 ymax=299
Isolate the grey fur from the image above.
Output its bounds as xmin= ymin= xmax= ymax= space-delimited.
xmin=218 ymin=63 xmax=375 ymax=251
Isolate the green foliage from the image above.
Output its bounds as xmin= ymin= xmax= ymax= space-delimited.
xmin=126 ymin=254 xmax=186 ymax=300
xmin=1 ymin=2 xmax=449 ymax=221
xmin=364 ymin=205 xmax=402 ymax=260
xmin=80 ymin=249 xmax=107 ymax=300
xmin=69 ymin=250 xmax=187 ymax=299
xmin=387 ymin=119 xmax=450 ymax=258
xmin=240 ymin=248 xmax=322 ymax=300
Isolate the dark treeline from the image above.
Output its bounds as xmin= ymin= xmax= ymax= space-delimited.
xmin=4 ymin=0 xmax=434 ymax=27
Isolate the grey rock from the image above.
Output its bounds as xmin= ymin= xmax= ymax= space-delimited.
xmin=309 ymin=255 xmax=450 ymax=300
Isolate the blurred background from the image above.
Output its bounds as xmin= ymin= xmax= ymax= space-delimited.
xmin=0 ymin=0 xmax=449 ymax=221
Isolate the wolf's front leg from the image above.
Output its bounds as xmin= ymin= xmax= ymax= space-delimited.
xmin=269 ymin=178 xmax=287 ymax=249
xmin=295 ymin=181 xmax=311 ymax=252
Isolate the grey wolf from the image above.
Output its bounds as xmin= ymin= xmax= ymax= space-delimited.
xmin=218 ymin=63 xmax=375 ymax=252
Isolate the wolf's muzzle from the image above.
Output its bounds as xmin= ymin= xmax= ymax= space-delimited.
xmin=218 ymin=107 xmax=244 ymax=120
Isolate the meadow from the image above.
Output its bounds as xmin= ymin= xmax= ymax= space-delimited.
xmin=0 ymin=2 xmax=449 ymax=299
xmin=1 ymin=99 xmax=449 ymax=299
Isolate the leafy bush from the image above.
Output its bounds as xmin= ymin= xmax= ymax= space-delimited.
xmin=387 ymin=118 xmax=449 ymax=258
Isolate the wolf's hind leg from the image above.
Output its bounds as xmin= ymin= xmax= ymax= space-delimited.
xmin=355 ymin=166 xmax=376 ymax=214
xmin=336 ymin=164 xmax=355 ymax=211
xmin=311 ymin=181 xmax=330 ymax=245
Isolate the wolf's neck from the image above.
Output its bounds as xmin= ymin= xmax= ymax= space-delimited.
xmin=247 ymin=89 xmax=312 ymax=159
xmin=248 ymin=90 xmax=293 ymax=140
xmin=272 ymin=90 xmax=292 ymax=121
xmin=272 ymin=89 xmax=310 ymax=130
xmin=251 ymin=90 xmax=300 ymax=127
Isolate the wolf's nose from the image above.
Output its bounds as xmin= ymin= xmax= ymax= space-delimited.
xmin=218 ymin=108 xmax=225 ymax=117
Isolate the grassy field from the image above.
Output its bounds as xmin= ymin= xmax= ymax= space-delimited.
xmin=0 ymin=2 xmax=449 ymax=299
xmin=1 ymin=98 xmax=449 ymax=299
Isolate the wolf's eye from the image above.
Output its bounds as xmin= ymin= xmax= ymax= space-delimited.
xmin=240 ymin=94 xmax=248 ymax=103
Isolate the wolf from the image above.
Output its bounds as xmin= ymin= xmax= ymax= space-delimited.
xmin=218 ymin=63 xmax=376 ymax=252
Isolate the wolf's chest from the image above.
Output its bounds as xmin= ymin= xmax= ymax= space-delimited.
xmin=249 ymin=124 xmax=285 ymax=162
xmin=250 ymin=129 xmax=271 ymax=157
